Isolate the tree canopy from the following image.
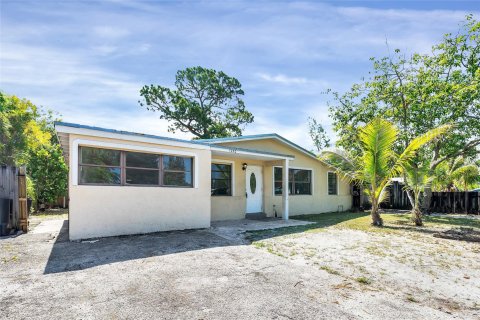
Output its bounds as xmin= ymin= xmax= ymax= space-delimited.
xmin=329 ymin=15 xmax=480 ymax=172
xmin=139 ymin=66 xmax=254 ymax=139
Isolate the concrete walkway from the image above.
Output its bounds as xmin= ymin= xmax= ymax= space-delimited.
xmin=210 ymin=218 xmax=314 ymax=242
xmin=29 ymin=219 xmax=66 ymax=235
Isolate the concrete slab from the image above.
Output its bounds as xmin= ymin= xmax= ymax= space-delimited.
xmin=30 ymin=219 xmax=66 ymax=235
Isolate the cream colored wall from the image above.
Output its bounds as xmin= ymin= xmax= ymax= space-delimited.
xmin=68 ymin=133 xmax=211 ymax=240
xmin=212 ymin=139 xmax=352 ymax=218
xmin=211 ymin=157 xmax=265 ymax=221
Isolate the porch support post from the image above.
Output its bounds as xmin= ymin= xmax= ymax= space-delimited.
xmin=282 ymin=158 xmax=289 ymax=220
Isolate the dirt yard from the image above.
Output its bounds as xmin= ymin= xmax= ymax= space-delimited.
xmin=0 ymin=211 xmax=479 ymax=319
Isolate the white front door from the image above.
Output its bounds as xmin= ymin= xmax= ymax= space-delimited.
xmin=245 ymin=165 xmax=263 ymax=213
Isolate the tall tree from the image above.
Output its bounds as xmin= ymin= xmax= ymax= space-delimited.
xmin=139 ymin=66 xmax=254 ymax=139
xmin=321 ymin=118 xmax=449 ymax=226
xmin=329 ymin=15 xmax=480 ymax=172
xmin=308 ymin=117 xmax=330 ymax=153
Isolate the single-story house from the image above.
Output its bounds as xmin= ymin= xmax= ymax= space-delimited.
xmin=55 ymin=122 xmax=352 ymax=240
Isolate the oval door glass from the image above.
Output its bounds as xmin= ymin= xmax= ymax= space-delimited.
xmin=250 ymin=172 xmax=257 ymax=194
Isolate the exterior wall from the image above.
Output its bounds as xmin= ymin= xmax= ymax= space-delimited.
xmin=68 ymin=133 xmax=211 ymax=240
xmin=211 ymin=157 xmax=264 ymax=221
xmin=212 ymin=139 xmax=352 ymax=218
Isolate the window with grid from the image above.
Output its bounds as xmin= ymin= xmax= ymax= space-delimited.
xmin=274 ymin=167 xmax=312 ymax=195
xmin=211 ymin=163 xmax=232 ymax=196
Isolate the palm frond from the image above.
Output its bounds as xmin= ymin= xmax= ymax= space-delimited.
xmin=390 ymin=124 xmax=451 ymax=180
xmin=359 ymin=118 xmax=397 ymax=185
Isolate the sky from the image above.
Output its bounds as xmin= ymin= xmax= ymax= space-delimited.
xmin=1 ymin=0 xmax=478 ymax=150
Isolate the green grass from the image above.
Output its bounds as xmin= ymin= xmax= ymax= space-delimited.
xmin=319 ymin=265 xmax=341 ymax=275
xmin=355 ymin=276 xmax=372 ymax=285
xmin=246 ymin=211 xmax=480 ymax=242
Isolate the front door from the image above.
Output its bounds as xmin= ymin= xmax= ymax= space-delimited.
xmin=245 ymin=165 xmax=263 ymax=213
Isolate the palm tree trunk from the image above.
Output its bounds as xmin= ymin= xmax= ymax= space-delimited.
xmin=371 ymin=199 xmax=383 ymax=226
xmin=411 ymin=192 xmax=423 ymax=226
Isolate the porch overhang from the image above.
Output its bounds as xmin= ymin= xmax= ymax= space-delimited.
xmin=210 ymin=145 xmax=295 ymax=161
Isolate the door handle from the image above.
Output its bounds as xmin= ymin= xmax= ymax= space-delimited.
xmin=246 ymin=192 xmax=248 ymax=198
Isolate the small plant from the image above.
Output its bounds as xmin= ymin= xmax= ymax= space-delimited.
xmin=406 ymin=295 xmax=418 ymax=303
xmin=355 ymin=276 xmax=371 ymax=285
xmin=320 ymin=265 xmax=341 ymax=275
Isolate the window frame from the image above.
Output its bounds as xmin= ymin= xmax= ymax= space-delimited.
xmin=211 ymin=161 xmax=233 ymax=196
xmin=273 ymin=166 xmax=313 ymax=196
xmin=78 ymin=146 xmax=194 ymax=188
xmin=78 ymin=147 xmax=122 ymax=186
xmin=327 ymin=171 xmax=338 ymax=195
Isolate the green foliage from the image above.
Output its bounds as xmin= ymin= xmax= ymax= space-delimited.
xmin=0 ymin=93 xmax=51 ymax=165
xmin=321 ymin=118 xmax=449 ymax=226
xmin=307 ymin=117 xmax=330 ymax=152
xmin=139 ymin=66 xmax=254 ymax=139
xmin=329 ymin=15 xmax=480 ymax=172
xmin=433 ymin=157 xmax=480 ymax=191
xmin=0 ymin=92 xmax=68 ymax=207
xmin=28 ymin=144 xmax=68 ymax=204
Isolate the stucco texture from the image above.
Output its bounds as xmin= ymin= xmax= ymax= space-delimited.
xmin=211 ymin=138 xmax=352 ymax=220
xmin=68 ymin=134 xmax=211 ymax=240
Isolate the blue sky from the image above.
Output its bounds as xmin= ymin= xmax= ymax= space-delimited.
xmin=1 ymin=0 xmax=478 ymax=149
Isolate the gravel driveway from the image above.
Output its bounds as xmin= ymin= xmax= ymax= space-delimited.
xmin=0 ymin=217 xmax=473 ymax=319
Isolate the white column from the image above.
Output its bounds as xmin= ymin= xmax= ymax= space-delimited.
xmin=282 ymin=158 xmax=289 ymax=220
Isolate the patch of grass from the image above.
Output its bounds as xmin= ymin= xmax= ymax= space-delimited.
xmin=355 ymin=276 xmax=372 ymax=285
xmin=320 ymin=265 xmax=341 ymax=275
xmin=247 ymin=211 xmax=480 ymax=243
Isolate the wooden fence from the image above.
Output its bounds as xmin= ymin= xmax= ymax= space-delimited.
xmin=429 ymin=192 xmax=480 ymax=214
xmin=0 ymin=166 xmax=28 ymax=233
xmin=384 ymin=181 xmax=480 ymax=214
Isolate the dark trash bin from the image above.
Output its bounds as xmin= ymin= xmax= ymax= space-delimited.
xmin=0 ymin=198 xmax=10 ymax=236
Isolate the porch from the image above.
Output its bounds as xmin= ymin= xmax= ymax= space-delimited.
xmin=210 ymin=145 xmax=295 ymax=221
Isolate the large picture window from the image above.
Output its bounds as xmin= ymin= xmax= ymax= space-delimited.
xmin=274 ymin=167 xmax=312 ymax=195
xmin=328 ymin=172 xmax=338 ymax=195
xmin=79 ymin=146 xmax=193 ymax=187
xmin=211 ymin=163 xmax=232 ymax=196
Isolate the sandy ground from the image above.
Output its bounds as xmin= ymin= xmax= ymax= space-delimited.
xmin=0 ymin=216 xmax=479 ymax=319
xmin=251 ymin=224 xmax=480 ymax=319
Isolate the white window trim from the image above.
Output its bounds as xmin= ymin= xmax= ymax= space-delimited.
xmin=327 ymin=171 xmax=339 ymax=195
xmin=71 ymin=138 xmax=199 ymax=188
xmin=272 ymin=166 xmax=314 ymax=196
xmin=211 ymin=159 xmax=235 ymax=196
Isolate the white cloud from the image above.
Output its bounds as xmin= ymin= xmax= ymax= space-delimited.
xmin=256 ymin=73 xmax=308 ymax=85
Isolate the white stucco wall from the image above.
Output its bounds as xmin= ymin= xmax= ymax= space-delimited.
xmin=68 ymin=133 xmax=211 ymax=240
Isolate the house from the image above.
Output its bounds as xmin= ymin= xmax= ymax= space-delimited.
xmin=55 ymin=122 xmax=352 ymax=240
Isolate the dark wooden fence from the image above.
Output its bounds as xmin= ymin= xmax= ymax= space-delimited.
xmin=383 ymin=181 xmax=479 ymax=214
xmin=429 ymin=192 xmax=480 ymax=214
xmin=0 ymin=166 xmax=28 ymax=233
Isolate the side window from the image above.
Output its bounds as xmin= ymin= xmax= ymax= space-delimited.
xmin=211 ymin=163 xmax=232 ymax=196
xmin=328 ymin=172 xmax=338 ymax=195
xmin=274 ymin=167 xmax=312 ymax=195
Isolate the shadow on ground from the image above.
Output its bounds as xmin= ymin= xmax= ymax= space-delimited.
xmin=245 ymin=211 xmax=368 ymax=242
xmin=44 ymin=223 xmax=233 ymax=275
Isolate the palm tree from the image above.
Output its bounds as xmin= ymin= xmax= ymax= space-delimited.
xmin=403 ymin=164 xmax=433 ymax=226
xmin=321 ymin=118 xmax=450 ymax=226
